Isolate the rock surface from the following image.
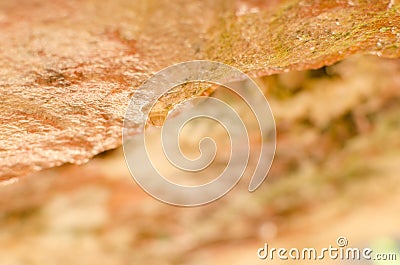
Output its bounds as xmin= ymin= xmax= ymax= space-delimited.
xmin=1 ymin=0 xmax=400 ymax=180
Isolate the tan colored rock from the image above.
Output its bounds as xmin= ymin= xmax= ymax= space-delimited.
xmin=1 ymin=0 xmax=399 ymax=180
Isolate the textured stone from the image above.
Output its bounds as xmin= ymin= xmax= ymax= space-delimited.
xmin=1 ymin=0 xmax=399 ymax=180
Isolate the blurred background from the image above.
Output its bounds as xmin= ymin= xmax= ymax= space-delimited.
xmin=1 ymin=55 xmax=399 ymax=264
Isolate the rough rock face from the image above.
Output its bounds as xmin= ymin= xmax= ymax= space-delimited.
xmin=1 ymin=0 xmax=399 ymax=180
